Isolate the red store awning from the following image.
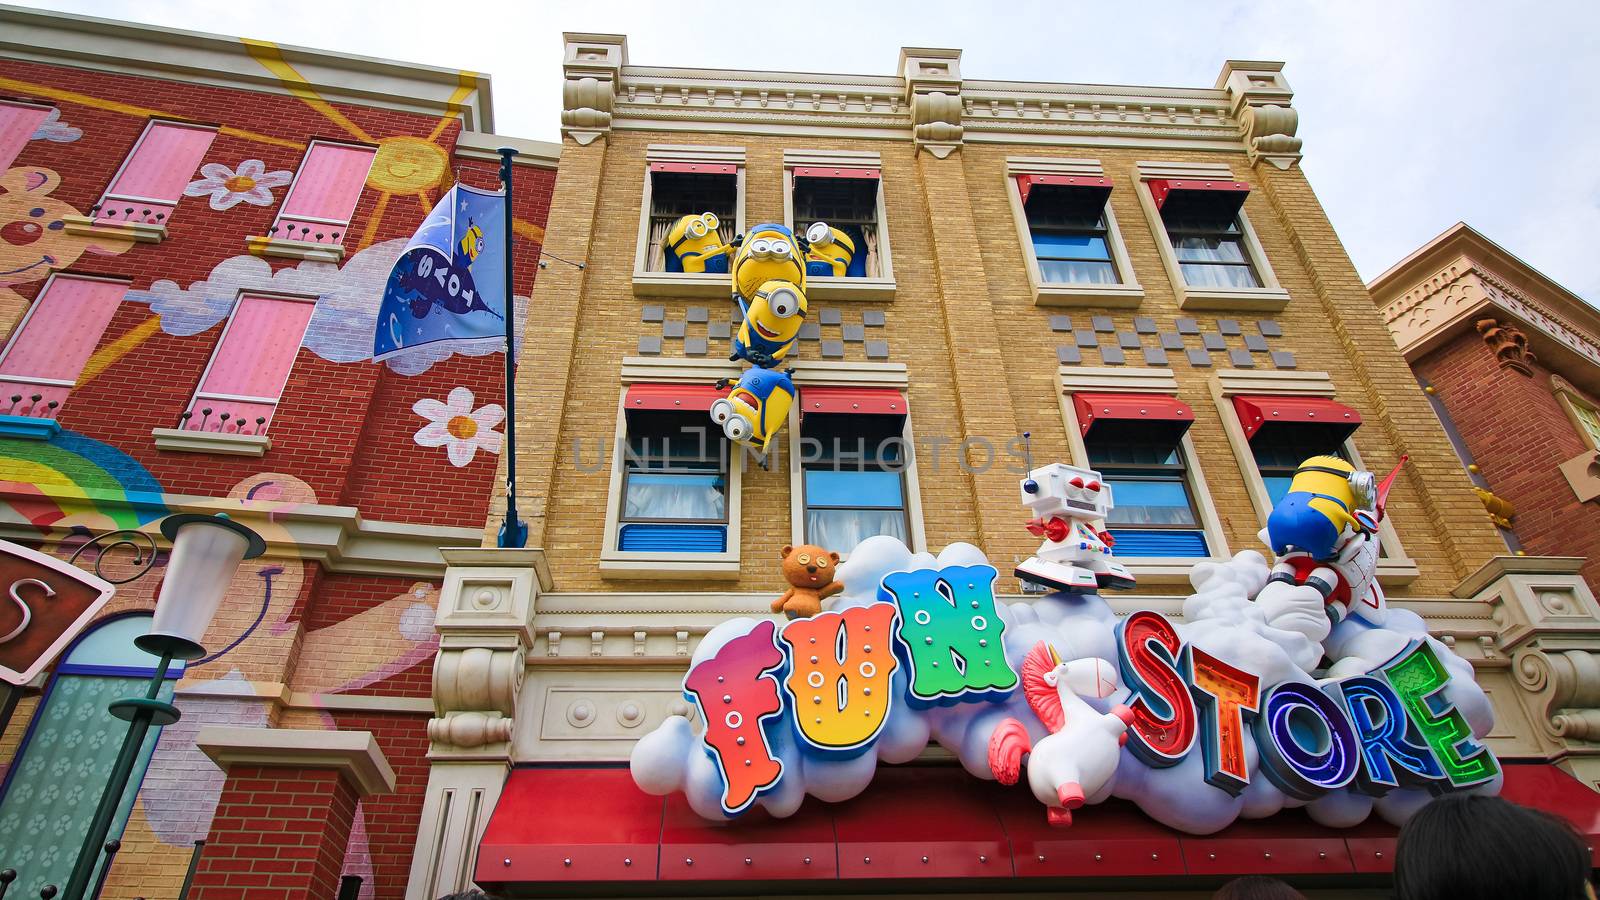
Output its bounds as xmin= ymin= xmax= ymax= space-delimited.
xmin=474 ymin=762 xmax=1600 ymax=893
xmin=1016 ymin=174 xmax=1113 ymax=205
xmin=793 ymin=165 xmax=881 ymax=180
xmin=1233 ymin=394 xmax=1362 ymax=441
xmin=798 ymin=386 xmax=906 ymax=417
xmin=650 ymin=161 xmax=738 ymax=175
xmin=1149 ymin=178 xmax=1250 ymax=219
xmin=623 ymin=383 xmax=728 ymax=413
xmin=1072 ymin=392 xmax=1194 ymax=437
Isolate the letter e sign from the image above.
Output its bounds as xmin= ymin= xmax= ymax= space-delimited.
xmin=0 ymin=539 xmax=116 ymax=686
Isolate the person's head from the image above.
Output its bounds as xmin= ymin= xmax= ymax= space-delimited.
xmin=1395 ymin=793 xmax=1594 ymax=900
xmin=1213 ymin=875 xmax=1307 ymax=899
xmin=435 ymin=892 xmax=491 ymax=900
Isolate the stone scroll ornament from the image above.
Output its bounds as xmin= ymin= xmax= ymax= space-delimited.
xmin=630 ymin=455 xmax=1501 ymax=832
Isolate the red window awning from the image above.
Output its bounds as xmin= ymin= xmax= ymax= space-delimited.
xmin=798 ymin=386 xmax=906 ymax=417
xmin=624 ymin=383 xmax=728 ymax=413
xmin=1016 ymin=173 xmax=1113 ymax=205
xmin=474 ymin=762 xmax=1600 ymax=891
xmin=1073 ymin=392 xmax=1194 ymax=437
xmin=650 ymin=161 xmax=737 ymax=175
xmin=793 ymin=165 xmax=880 ymax=180
xmin=1233 ymin=394 xmax=1361 ymax=441
xmin=1148 ymin=177 xmax=1250 ymax=219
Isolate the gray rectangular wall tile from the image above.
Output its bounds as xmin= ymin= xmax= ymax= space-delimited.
xmin=641 ymin=305 xmax=665 ymax=322
xmin=1100 ymin=345 xmax=1125 ymax=365
xmin=1229 ymin=349 xmax=1255 ymax=367
xmin=1271 ymin=350 xmax=1297 ymax=368
xmin=1160 ymin=333 xmax=1185 ymax=350
xmin=1134 ymin=316 xmax=1158 ymax=334
xmin=638 ymin=336 xmax=662 ymax=355
xmin=863 ymin=310 xmax=886 ymax=327
xmin=1049 ymin=315 xmax=1073 ymax=332
xmin=1057 ymin=345 xmax=1081 ymax=364
xmin=1143 ymin=347 xmax=1169 ymax=365
xmin=1187 ymin=348 xmax=1212 ymax=367
xmin=1202 ymin=333 xmax=1227 ymax=351
xmin=865 ymin=341 xmax=890 ymax=359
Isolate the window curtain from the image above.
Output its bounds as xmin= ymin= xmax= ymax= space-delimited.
xmin=645 ymin=218 xmax=671 ymax=272
xmin=806 ymin=508 xmax=907 ymax=553
xmin=862 ymin=228 xmax=881 ymax=278
xmin=624 ymin=473 xmax=724 ymax=520
xmin=0 ymin=674 xmax=172 ymax=894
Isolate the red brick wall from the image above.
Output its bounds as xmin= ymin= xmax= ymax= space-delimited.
xmin=331 ymin=710 xmax=432 ymax=900
xmin=1415 ymin=329 xmax=1600 ymax=593
xmin=190 ymin=764 xmax=361 ymax=899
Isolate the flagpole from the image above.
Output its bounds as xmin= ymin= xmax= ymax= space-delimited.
xmin=497 ymin=147 xmax=527 ymax=549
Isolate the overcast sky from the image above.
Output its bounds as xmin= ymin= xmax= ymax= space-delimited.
xmin=18 ymin=0 xmax=1600 ymax=302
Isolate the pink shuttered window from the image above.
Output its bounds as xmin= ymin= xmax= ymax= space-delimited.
xmin=180 ymin=293 xmax=315 ymax=436
xmin=0 ymin=274 xmax=128 ymax=419
xmin=269 ymin=141 xmax=376 ymax=248
xmin=95 ymin=120 xmax=217 ymax=227
xmin=0 ymin=101 xmax=52 ymax=172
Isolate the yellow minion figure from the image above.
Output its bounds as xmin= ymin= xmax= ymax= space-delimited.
xmin=711 ymin=367 xmax=796 ymax=457
xmin=731 ymin=223 xmax=807 ymax=302
xmin=732 ymin=279 xmax=807 ymax=368
xmin=803 ymin=221 xmax=856 ymax=277
xmin=663 ymin=212 xmax=731 ymax=274
xmin=1264 ymin=455 xmax=1373 ymax=561
xmin=457 ymin=220 xmax=484 ymax=264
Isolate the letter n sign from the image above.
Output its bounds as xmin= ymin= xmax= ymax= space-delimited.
xmin=0 ymin=539 xmax=117 ymax=686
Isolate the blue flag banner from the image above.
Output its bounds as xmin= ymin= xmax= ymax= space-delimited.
xmin=373 ymin=184 xmax=507 ymax=362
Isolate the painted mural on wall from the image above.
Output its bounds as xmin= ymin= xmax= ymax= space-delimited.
xmin=0 ymin=166 xmax=134 ymax=311
xmin=631 ymin=455 xmax=1498 ymax=834
xmin=183 ymin=159 xmax=293 ymax=210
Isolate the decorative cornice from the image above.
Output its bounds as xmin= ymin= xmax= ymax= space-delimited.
xmin=0 ymin=4 xmax=494 ymax=131
xmin=196 ymin=725 xmax=397 ymax=797
xmin=0 ymin=481 xmax=482 ymax=576
xmin=580 ymin=40 xmax=1284 ymax=155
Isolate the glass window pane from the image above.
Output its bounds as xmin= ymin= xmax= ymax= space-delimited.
xmin=1102 ymin=478 xmax=1197 ymax=526
xmin=1574 ymin=401 xmax=1600 ymax=448
xmin=623 ymin=473 xmax=724 ymax=520
xmin=0 ymin=672 xmax=171 ymax=893
xmin=805 ymin=469 xmax=904 ymax=508
xmin=806 ymin=507 xmax=907 ymax=551
xmin=1171 ymin=233 xmax=1248 ymax=262
xmin=1263 ymin=474 xmax=1293 ymax=505
xmin=1039 ymin=259 xmax=1117 ymax=285
xmin=1032 ymin=232 xmax=1110 ymax=260
xmin=1179 ymin=262 xmax=1261 ymax=289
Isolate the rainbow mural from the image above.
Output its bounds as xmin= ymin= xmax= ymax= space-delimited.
xmin=0 ymin=427 xmax=167 ymax=531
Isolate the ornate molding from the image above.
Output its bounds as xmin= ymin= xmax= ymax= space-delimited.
xmin=430 ymin=549 xmax=546 ymax=758
xmin=901 ymin=47 xmax=964 ymax=157
xmin=561 ymin=32 xmax=625 ymax=145
xmin=1476 ymin=316 xmax=1536 ymax=375
xmin=1382 ymin=261 xmax=1600 ymax=369
xmin=1216 ymin=60 xmax=1301 ymax=169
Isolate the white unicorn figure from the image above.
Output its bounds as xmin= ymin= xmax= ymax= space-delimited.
xmin=987 ymin=642 xmax=1133 ymax=826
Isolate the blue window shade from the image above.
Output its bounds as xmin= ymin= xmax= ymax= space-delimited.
xmin=804 ymin=469 xmax=903 ymax=508
xmin=1263 ymin=475 xmax=1293 ymax=506
xmin=1033 ymin=232 xmax=1110 ymax=260
xmin=619 ymin=523 xmax=726 ymax=553
xmin=1108 ymin=529 xmax=1209 ymax=558
xmin=1103 ymin=478 xmax=1198 ymax=527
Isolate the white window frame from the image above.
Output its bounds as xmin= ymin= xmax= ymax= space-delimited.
xmin=80 ymin=118 xmax=217 ymax=242
xmin=782 ymin=149 xmax=896 ymax=301
xmin=785 ymin=360 xmax=925 ymax=556
xmin=1132 ymin=160 xmax=1291 ymax=313
xmin=1209 ymin=368 xmax=1419 ymax=584
xmin=180 ymin=289 xmax=318 ymax=434
xmin=1553 ymin=374 xmax=1600 ymax=453
xmin=0 ymin=272 xmax=131 ymax=415
xmin=1004 ymin=157 xmax=1143 ymax=309
xmin=0 ymin=98 xmax=56 ymax=170
xmin=632 ymin=145 xmax=746 ymax=299
xmin=267 ymin=138 xmax=378 ymax=242
xmin=1058 ymin=367 xmax=1230 ymax=584
xmin=601 ymin=358 xmax=745 ymax=580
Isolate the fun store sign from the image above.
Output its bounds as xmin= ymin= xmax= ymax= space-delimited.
xmin=630 ymin=541 xmax=1499 ymax=833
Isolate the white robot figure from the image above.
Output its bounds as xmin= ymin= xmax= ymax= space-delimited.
xmin=1014 ymin=458 xmax=1136 ymax=594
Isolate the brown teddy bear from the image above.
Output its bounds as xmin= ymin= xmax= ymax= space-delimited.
xmin=772 ymin=544 xmax=843 ymax=619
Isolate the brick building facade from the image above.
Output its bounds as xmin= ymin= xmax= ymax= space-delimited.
xmin=1369 ymin=223 xmax=1600 ymax=597
xmin=0 ymin=7 xmax=555 ymax=898
xmin=424 ymin=35 xmax=1600 ymax=899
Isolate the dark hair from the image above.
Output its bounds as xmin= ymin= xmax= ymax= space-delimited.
xmin=436 ymin=893 xmax=492 ymax=900
xmin=1395 ymin=793 xmax=1592 ymax=900
xmin=1213 ymin=875 xmax=1307 ymax=899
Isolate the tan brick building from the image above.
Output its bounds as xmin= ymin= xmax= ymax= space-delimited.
xmin=423 ymin=39 xmax=1600 ymax=899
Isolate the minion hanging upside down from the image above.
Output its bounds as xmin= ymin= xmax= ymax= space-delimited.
xmin=730 ymin=223 xmax=808 ymax=301
xmin=1254 ymin=454 xmax=1406 ymax=646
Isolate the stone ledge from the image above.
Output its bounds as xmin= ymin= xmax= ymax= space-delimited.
xmin=1177 ymin=285 xmax=1292 ymax=313
xmin=0 ymin=414 xmax=61 ymax=441
xmin=152 ymin=426 xmax=270 ymax=457
xmin=246 ymin=234 xmax=346 ymax=263
xmin=195 ymin=725 xmax=396 ymax=797
xmin=1453 ymin=555 xmax=1589 ymax=600
xmin=1034 ymin=282 xmax=1145 ymax=309
xmin=807 ymin=276 xmax=897 ymax=302
xmin=599 ymin=555 xmax=740 ymax=581
xmin=62 ymin=213 xmax=164 ymax=244
xmin=632 ymin=271 xmax=729 ymax=298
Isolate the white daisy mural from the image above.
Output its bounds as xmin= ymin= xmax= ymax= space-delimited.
xmin=184 ymin=159 xmax=293 ymax=210
xmin=413 ymin=387 xmax=504 ymax=467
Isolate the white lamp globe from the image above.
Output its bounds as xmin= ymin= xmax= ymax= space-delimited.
xmin=136 ymin=513 xmax=266 ymax=659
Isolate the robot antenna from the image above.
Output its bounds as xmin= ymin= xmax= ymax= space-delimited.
xmin=1020 ymin=432 xmax=1039 ymax=494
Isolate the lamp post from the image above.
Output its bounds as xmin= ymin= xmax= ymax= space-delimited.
xmin=59 ymin=513 xmax=265 ymax=900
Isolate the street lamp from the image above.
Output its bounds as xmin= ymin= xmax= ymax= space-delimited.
xmin=60 ymin=513 xmax=265 ymax=900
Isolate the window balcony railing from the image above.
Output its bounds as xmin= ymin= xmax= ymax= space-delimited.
xmin=90 ymin=194 xmax=174 ymax=227
xmin=176 ymin=391 xmax=277 ymax=436
xmin=0 ymin=376 xmax=69 ymax=418
xmin=265 ymin=214 xmax=347 ymax=247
